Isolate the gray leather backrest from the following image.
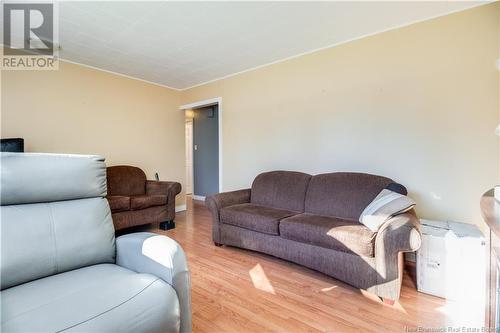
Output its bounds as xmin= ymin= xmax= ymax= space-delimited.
xmin=0 ymin=153 xmax=116 ymax=290
xmin=1 ymin=153 xmax=107 ymax=205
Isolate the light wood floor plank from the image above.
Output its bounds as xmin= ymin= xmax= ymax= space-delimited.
xmin=143 ymin=198 xmax=478 ymax=333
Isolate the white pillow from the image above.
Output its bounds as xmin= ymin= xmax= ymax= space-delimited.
xmin=359 ymin=189 xmax=415 ymax=232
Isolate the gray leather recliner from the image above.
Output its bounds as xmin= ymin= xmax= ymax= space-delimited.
xmin=0 ymin=153 xmax=191 ymax=333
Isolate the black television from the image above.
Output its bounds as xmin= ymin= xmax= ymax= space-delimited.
xmin=1 ymin=138 xmax=24 ymax=152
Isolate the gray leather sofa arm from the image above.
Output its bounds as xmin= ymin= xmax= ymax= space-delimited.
xmin=205 ymin=189 xmax=251 ymax=244
xmin=116 ymin=232 xmax=192 ymax=333
xmin=373 ymin=211 xmax=421 ymax=301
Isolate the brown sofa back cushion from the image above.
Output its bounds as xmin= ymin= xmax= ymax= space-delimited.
xmin=107 ymin=166 xmax=146 ymax=196
xmin=305 ymin=172 xmax=394 ymax=220
xmin=251 ymin=171 xmax=311 ymax=212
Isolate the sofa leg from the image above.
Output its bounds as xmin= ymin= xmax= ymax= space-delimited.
xmin=214 ymin=242 xmax=223 ymax=247
xmin=160 ymin=220 xmax=175 ymax=231
xmin=381 ymin=297 xmax=395 ymax=306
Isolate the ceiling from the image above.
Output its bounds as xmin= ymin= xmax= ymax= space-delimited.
xmin=4 ymin=1 xmax=488 ymax=90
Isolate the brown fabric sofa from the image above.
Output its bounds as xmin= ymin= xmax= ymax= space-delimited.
xmin=206 ymin=171 xmax=421 ymax=303
xmin=106 ymin=166 xmax=181 ymax=231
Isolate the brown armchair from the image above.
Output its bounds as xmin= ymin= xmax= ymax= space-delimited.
xmin=106 ymin=165 xmax=181 ymax=231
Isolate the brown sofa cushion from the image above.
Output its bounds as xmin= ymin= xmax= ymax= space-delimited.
xmin=112 ymin=205 xmax=169 ymax=231
xmin=220 ymin=203 xmax=298 ymax=235
xmin=107 ymin=195 xmax=130 ymax=213
xmin=251 ymin=171 xmax=311 ymax=212
xmin=305 ymin=172 xmax=394 ymax=220
xmin=130 ymin=195 xmax=167 ymax=210
xmin=279 ymin=213 xmax=377 ymax=257
xmin=107 ymin=166 xmax=147 ymax=196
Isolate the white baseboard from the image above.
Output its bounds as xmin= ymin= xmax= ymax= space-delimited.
xmin=175 ymin=204 xmax=187 ymax=212
xmin=192 ymin=195 xmax=206 ymax=201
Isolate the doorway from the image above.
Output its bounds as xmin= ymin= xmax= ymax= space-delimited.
xmin=182 ymin=98 xmax=221 ymax=201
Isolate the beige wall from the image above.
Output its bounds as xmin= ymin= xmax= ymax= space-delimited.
xmin=2 ymin=3 xmax=499 ymax=225
xmin=182 ymin=3 xmax=500 ymax=226
xmin=1 ymin=61 xmax=186 ymax=206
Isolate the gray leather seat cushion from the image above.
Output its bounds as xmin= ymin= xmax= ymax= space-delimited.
xmin=279 ymin=213 xmax=377 ymax=257
xmin=1 ymin=264 xmax=180 ymax=333
xmin=221 ymin=203 xmax=298 ymax=235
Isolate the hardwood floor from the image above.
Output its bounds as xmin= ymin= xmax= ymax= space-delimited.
xmin=145 ymin=198 xmax=481 ymax=333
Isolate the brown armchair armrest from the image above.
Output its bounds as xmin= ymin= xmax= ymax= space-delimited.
xmin=146 ymin=180 xmax=182 ymax=202
xmin=145 ymin=181 xmax=181 ymax=225
xmin=205 ymin=189 xmax=251 ymax=244
xmin=373 ymin=210 xmax=421 ymax=301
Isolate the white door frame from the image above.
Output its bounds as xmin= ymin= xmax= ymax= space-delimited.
xmin=185 ymin=119 xmax=193 ymax=195
xmin=179 ymin=97 xmax=223 ymax=194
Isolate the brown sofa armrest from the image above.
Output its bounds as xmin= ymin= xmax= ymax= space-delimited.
xmin=373 ymin=210 xmax=421 ymax=301
xmin=205 ymin=189 xmax=251 ymax=244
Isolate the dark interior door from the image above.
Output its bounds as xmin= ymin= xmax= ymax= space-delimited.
xmin=193 ymin=105 xmax=219 ymax=197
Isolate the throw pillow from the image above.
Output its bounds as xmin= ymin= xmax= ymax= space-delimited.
xmin=359 ymin=189 xmax=415 ymax=232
